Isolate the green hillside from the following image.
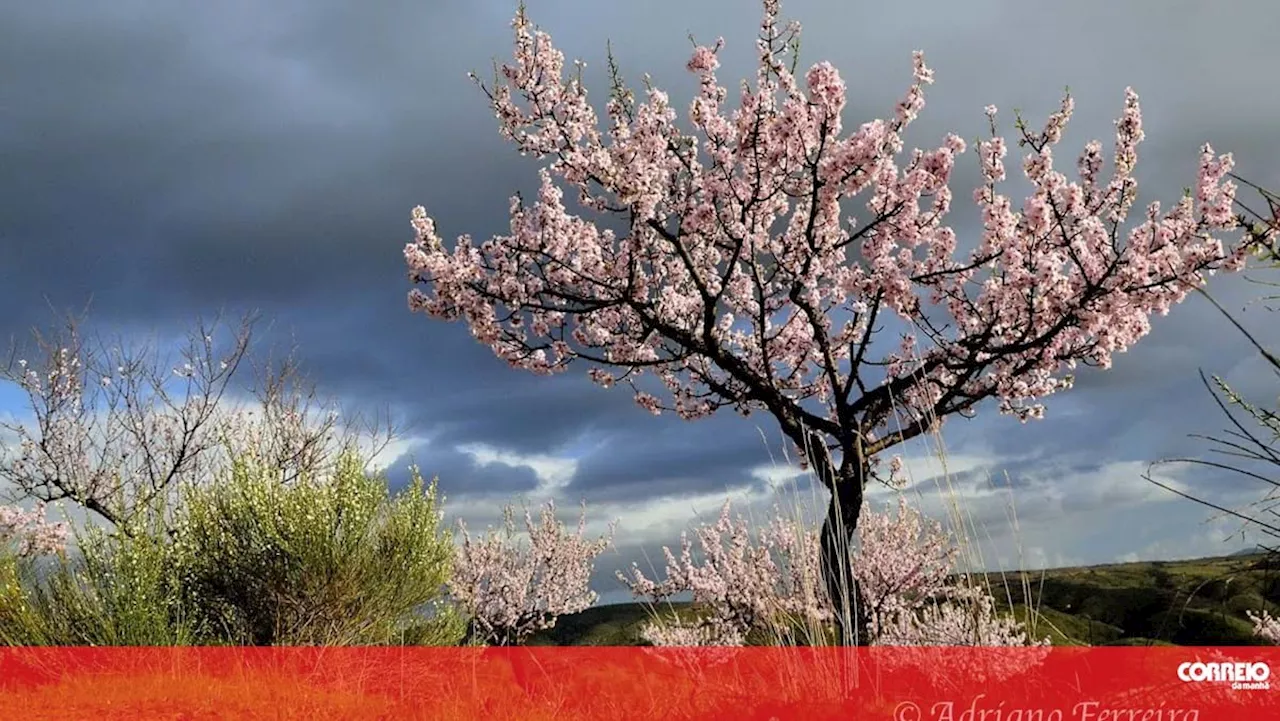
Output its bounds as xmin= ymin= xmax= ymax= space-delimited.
xmin=530 ymin=552 xmax=1280 ymax=646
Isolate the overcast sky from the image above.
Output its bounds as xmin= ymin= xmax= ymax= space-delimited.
xmin=3 ymin=0 xmax=1279 ymax=604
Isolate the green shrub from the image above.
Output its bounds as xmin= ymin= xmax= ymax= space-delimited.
xmin=171 ymin=452 xmax=458 ymax=645
xmin=1 ymin=452 xmax=462 ymax=647
xmin=1225 ymin=591 xmax=1274 ymax=617
xmin=396 ymin=602 xmax=470 ymax=646
xmin=0 ymin=516 xmax=197 ymax=646
xmin=1105 ymin=637 xmax=1176 ymax=646
xmin=1008 ymin=604 xmax=1122 ymax=646
xmin=1151 ymin=608 xmax=1261 ymax=646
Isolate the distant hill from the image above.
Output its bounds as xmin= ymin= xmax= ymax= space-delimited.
xmin=530 ymin=552 xmax=1280 ymax=646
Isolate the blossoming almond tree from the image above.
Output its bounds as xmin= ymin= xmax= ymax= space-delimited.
xmin=622 ymin=497 xmax=1043 ymax=647
xmin=403 ymin=0 xmax=1259 ymax=643
xmin=450 ymin=500 xmax=615 ymax=646
xmin=622 ymin=500 xmax=822 ymax=646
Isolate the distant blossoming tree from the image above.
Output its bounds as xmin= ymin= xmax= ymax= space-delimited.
xmin=622 ymin=500 xmax=824 ymax=646
xmin=403 ymin=0 xmax=1260 ymax=643
xmin=622 ymin=497 xmax=1044 ymax=647
xmin=450 ymin=500 xmax=615 ymax=646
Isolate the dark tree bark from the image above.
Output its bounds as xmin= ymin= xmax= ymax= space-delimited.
xmin=817 ymin=461 xmax=872 ymax=646
xmin=790 ymin=424 xmax=874 ymax=646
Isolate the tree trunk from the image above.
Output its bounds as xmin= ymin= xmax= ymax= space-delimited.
xmin=818 ymin=466 xmax=871 ymax=646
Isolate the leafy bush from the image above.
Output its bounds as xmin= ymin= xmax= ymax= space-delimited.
xmin=0 ymin=515 xmax=197 ymax=646
xmin=171 ymin=452 xmax=459 ymax=645
xmin=1 ymin=452 xmax=462 ymax=646
xmin=1155 ymin=608 xmax=1261 ymax=646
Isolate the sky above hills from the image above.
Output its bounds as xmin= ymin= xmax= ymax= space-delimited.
xmin=3 ymin=0 xmax=1279 ymax=603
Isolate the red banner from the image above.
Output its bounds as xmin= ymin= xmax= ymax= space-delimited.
xmin=1 ymin=647 xmax=1277 ymax=720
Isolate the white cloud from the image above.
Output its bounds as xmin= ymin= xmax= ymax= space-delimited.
xmin=455 ymin=442 xmax=577 ymax=494
xmin=1112 ymin=515 xmax=1254 ymax=564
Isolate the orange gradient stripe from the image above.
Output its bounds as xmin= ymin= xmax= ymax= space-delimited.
xmin=1 ymin=647 xmax=1278 ymax=720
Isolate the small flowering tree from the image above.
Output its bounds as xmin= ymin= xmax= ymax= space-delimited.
xmin=0 ymin=312 xmax=395 ymax=535
xmin=623 ymin=497 xmax=1045 ymax=647
xmin=622 ymin=501 xmax=825 ymax=646
xmin=450 ymin=500 xmax=615 ymax=646
xmin=404 ymin=0 xmax=1261 ymax=642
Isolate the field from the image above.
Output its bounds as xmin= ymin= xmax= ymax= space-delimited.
xmin=530 ymin=551 xmax=1280 ymax=646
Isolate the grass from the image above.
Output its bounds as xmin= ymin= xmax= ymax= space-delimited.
xmin=532 ymin=551 xmax=1280 ymax=646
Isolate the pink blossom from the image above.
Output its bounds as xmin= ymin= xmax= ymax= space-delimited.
xmin=1248 ymin=609 xmax=1280 ymax=644
xmin=623 ymin=498 xmax=1046 ymax=647
xmin=406 ymin=0 xmax=1253 ymax=440
xmin=0 ymin=502 xmax=68 ymax=558
xmin=450 ymin=500 xmax=615 ymax=646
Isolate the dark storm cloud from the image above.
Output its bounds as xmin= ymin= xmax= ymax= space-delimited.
xmin=3 ymin=0 xmax=1279 ymax=558
xmin=563 ymin=413 xmax=794 ymax=503
xmin=277 ymin=305 xmax=650 ymax=454
xmin=408 ymin=375 xmax=645 ymax=456
xmin=0 ymin=0 xmax=521 ymax=333
xmin=380 ymin=440 xmax=542 ymax=500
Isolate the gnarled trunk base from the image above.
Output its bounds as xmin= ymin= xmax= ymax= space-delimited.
xmin=819 ymin=479 xmax=871 ymax=646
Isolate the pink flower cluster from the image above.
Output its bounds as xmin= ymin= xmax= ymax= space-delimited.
xmin=0 ymin=503 xmax=68 ymax=558
xmin=449 ymin=500 xmax=615 ymax=646
xmin=621 ymin=501 xmax=827 ymax=646
xmin=621 ymin=497 xmax=1046 ymax=647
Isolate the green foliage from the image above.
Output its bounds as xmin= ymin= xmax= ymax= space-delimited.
xmin=1153 ymin=608 xmax=1261 ymax=646
xmin=396 ymin=602 xmax=470 ymax=646
xmin=1008 ymin=604 xmax=1122 ymax=646
xmin=0 ymin=517 xmax=197 ymax=646
xmin=0 ymin=452 xmax=463 ymax=647
xmin=171 ymin=452 xmax=457 ymax=645
xmin=528 ymin=603 xmax=668 ymax=646
xmin=1105 ymin=637 xmax=1176 ymax=646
